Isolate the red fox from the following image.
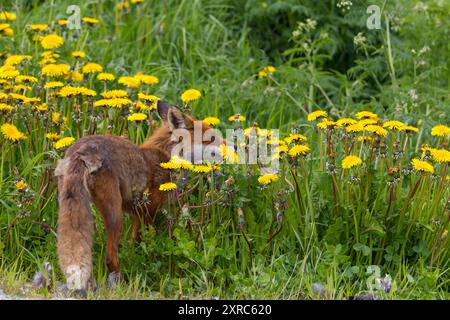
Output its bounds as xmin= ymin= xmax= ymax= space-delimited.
xmin=55 ymin=101 xmax=223 ymax=292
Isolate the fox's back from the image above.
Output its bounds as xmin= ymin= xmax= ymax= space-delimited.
xmin=61 ymin=135 xmax=149 ymax=200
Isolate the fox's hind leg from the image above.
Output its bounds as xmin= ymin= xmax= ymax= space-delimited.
xmin=92 ymin=174 xmax=123 ymax=284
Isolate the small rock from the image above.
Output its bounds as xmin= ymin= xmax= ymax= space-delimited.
xmin=352 ymin=292 xmax=379 ymax=300
xmin=311 ymin=283 xmax=326 ymax=296
xmin=107 ymin=272 xmax=121 ymax=287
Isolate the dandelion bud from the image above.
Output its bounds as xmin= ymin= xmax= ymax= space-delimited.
xmin=237 ymin=208 xmax=246 ymax=230
xmin=276 ymin=212 xmax=284 ymax=224
xmin=441 ymin=230 xmax=448 ymax=240
xmin=225 ymin=175 xmax=235 ymax=187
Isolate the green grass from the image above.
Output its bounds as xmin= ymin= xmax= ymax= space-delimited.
xmin=0 ymin=0 xmax=449 ymax=299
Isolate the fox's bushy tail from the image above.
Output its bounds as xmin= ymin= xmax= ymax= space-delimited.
xmin=55 ymin=157 xmax=93 ymax=291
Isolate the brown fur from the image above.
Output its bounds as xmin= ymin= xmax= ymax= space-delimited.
xmin=56 ymin=102 xmax=218 ymax=290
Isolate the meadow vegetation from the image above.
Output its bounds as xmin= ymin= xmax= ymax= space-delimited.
xmin=0 ymin=0 xmax=449 ymax=299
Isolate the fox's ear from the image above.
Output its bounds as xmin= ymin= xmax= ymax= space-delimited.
xmin=167 ymin=107 xmax=194 ymax=130
xmin=156 ymin=100 xmax=170 ymax=121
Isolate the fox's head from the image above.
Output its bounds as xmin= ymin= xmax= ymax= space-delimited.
xmin=145 ymin=100 xmax=228 ymax=164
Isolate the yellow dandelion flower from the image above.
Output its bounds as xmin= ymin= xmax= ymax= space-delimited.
xmin=72 ymin=51 xmax=86 ymax=59
xmin=336 ymin=118 xmax=357 ymax=127
xmin=40 ymin=34 xmax=64 ymax=49
xmin=365 ymin=125 xmax=388 ymax=136
xmin=307 ymin=110 xmax=327 ymax=121
xmin=41 ymin=63 xmax=70 ymax=77
xmin=411 ymin=159 xmax=434 ymax=173
xmin=429 ymin=148 xmax=450 ymax=163
xmin=46 ymin=133 xmax=61 ymax=141
xmin=82 ymin=17 xmax=99 ymax=25
xmin=284 ymin=133 xmax=307 ymax=144
xmin=346 ymin=123 xmax=365 ymax=133
xmin=33 ymin=103 xmax=48 ymax=112
xmin=288 ymin=144 xmax=310 ymax=157
xmin=317 ymin=119 xmax=337 ymax=129
xmin=0 ymin=65 xmax=16 ymax=72
xmin=54 ymin=137 xmax=75 ymax=150
xmin=228 ymin=114 xmax=246 ymax=122
xmin=127 ymin=113 xmax=147 ymax=121
xmin=355 ymin=111 xmax=378 ymax=120
xmin=67 ymin=71 xmax=84 ymax=82
xmin=0 ymin=70 xmax=20 ymax=79
xmin=5 ymin=55 xmax=32 ymax=66
xmin=383 ymin=120 xmax=405 ymax=130
xmin=244 ymin=127 xmax=259 ymax=136
xmin=23 ymin=97 xmax=41 ymax=104
xmin=258 ymin=65 xmax=276 ymax=78
xmin=101 ymin=90 xmax=128 ymax=99
xmin=138 ymin=93 xmax=159 ymax=101
xmin=258 ymin=173 xmax=279 ymax=185
xmin=275 ymin=145 xmax=288 ymax=153
xmin=135 ymin=100 xmax=156 ymax=111
xmin=398 ymin=125 xmax=419 ymax=133
xmin=1 ymin=27 xmax=13 ymax=36
xmin=57 ymin=19 xmax=68 ymax=26
xmin=203 ymin=117 xmax=220 ymax=126
xmin=160 ymin=156 xmax=194 ymax=170
xmin=1 ymin=123 xmax=26 ymax=142
xmin=0 ymin=103 xmax=15 ymax=112
xmin=97 ymin=73 xmax=115 ymax=81
xmin=7 ymin=93 xmax=27 ymax=102
xmin=15 ymin=179 xmax=28 ymax=192
xmin=82 ymin=62 xmax=103 ymax=74
xmin=220 ymin=144 xmax=238 ymax=164
xmin=134 ymin=73 xmax=159 ymax=85
xmin=159 ymin=182 xmax=177 ymax=191
xmin=0 ymin=12 xmax=17 ymax=21
xmin=30 ymin=24 xmax=48 ymax=31
xmin=44 ymin=81 xmax=64 ymax=89
xmin=39 ymin=57 xmax=56 ymax=65
xmin=15 ymin=75 xmax=38 ymax=83
xmin=181 ymin=89 xmax=201 ymax=103
xmin=52 ymin=112 xmax=60 ymax=124
xmin=271 ymin=153 xmax=281 ymax=161
xmin=358 ymin=119 xmax=378 ymax=127
xmin=0 ymin=23 xmax=13 ymax=36
xmin=118 ymin=76 xmax=140 ymax=88
xmin=94 ymin=98 xmax=132 ymax=108
xmin=357 ymin=135 xmax=374 ymax=143
xmin=117 ymin=1 xmax=130 ymax=11
xmin=58 ymin=86 xmax=96 ymax=97
xmin=431 ymin=125 xmax=450 ymax=137
xmin=52 ymin=112 xmax=68 ymax=125
xmin=160 ymin=162 xmax=179 ymax=170
xmin=192 ymin=165 xmax=213 ymax=173
xmin=267 ymin=139 xmax=286 ymax=146
xmin=41 ymin=51 xmax=57 ymax=58
xmin=172 ymin=156 xmax=194 ymax=170
xmin=13 ymin=84 xmax=31 ymax=92
xmin=258 ymin=129 xmax=272 ymax=137
xmin=342 ymin=155 xmax=362 ymax=169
